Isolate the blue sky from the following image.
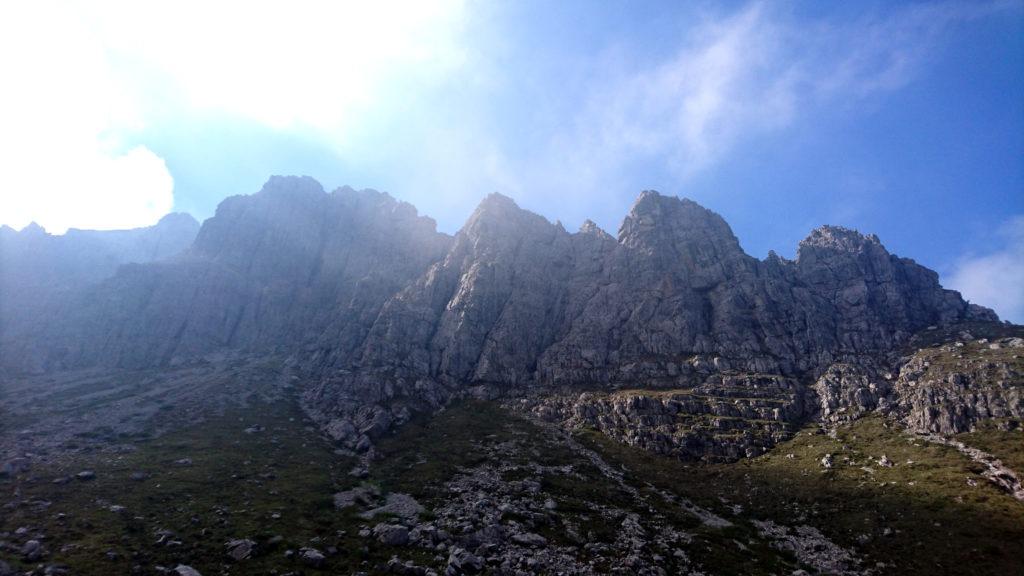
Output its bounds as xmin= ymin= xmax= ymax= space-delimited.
xmin=1 ymin=1 xmax=1022 ymax=320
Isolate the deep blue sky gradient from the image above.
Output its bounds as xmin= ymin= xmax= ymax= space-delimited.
xmin=125 ymin=1 xmax=1022 ymax=316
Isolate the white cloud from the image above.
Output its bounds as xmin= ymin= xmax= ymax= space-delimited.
xmin=83 ymin=0 xmax=467 ymax=140
xmin=0 ymin=0 xmax=466 ymax=233
xmin=947 ymin=216 xmax=1024 ymax=324
xmin=556 ymin=1 xmax=1012 ymax=188
xmin=392 ymin=1 xmax=1016 ymax=231
xmin=0 ymin=1 xmax=172 ymax=233
xmin=0 ymin=0 xmax=1011 ymax=234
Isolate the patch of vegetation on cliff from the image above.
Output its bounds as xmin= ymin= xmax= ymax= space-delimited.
xmin=577 ymin=414 xmax=1024 ymax=576
xmin=959 ymin=419 xmax=1024 ymax=473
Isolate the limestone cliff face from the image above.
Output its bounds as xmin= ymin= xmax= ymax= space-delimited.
xmin=2 ymin=177 xmax=1009 ymax=456
xmin=0 ymin=176 xmax=451 ymax=371
xmin=303 ymin=190 xmax=997 ymax=448
xmin=887 ymin=336 xmax=1024 ymax=434
xmin=526 ymin=373 xmax=813 ymax=462
xmin=0 ymin=212 xmax=199 ymax=345
xmin=328 ymin=191 xmax=991 ymax=390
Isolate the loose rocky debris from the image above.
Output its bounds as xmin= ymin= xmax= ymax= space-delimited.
xmin=525 ymin=377 xmax=809 ymax=463
xmin=334 ymin=484 xmax=382 ymax=510
xmin=752 ymin=519 xmax=865 ymax=576
xmin=0 ymin=357 xmax=296 ymax=470
xmin=334 ymin=485 xmax=426 ymax=521
xmin=362 ymin=493 xmax=426 ymax=521
xmin=349 ymin=415 xmax=784 ymax=575
xmin=919 ymin=434 xmax=1024 ymax=501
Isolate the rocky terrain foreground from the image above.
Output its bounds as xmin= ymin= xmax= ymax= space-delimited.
xmin=1 ymin=176 xmax=1022 ymax=575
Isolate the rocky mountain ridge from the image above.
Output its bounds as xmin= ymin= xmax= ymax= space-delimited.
xmin=2 ymin=175 xmax=1022 ymax=576
xmin=301 ymin=184 xmax=1000 ymax=452
xmin=1 ymin=176 xmax=1013 ymax=462
xmin=0 ymin=176 xmax=451 ymax=372
xmin=0 ymin=213 xmax=200 ymax=351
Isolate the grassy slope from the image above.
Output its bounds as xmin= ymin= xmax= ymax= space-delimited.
xmin=580 ymin=415 xmax=1024 ymax=575
xmin=0 ymin=397 xmax=438 ymax=575
xmin=3 ymin=399 xmax=1022 ymax=575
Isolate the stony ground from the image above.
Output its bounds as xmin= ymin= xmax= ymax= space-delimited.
xmin=2 ymin=385 xmax=1022 ymax=575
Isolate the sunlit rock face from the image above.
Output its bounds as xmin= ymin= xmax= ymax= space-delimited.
xmin=301 ymin=188 xmax=996 ymax=449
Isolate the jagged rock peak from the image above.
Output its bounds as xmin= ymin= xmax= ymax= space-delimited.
xmin=462 ymin=192 xmax=555 ymax=237
xmin=256 ymin=174 xmax=326 ymax=200
xmin=578 ymin=219 xmax=610 ymax=237
xmin=798 ymin=225 xmax=883 ymax=256
xmin=331 ymin=185 xmax=439 ymax=230
xmin=155 ymin=212 xmax=200 ymax=229
xmin=617 ymin=190 xmax=741 ymax=253
xmin=473 ymin=191 xmax=521 ymax=214
xmin=20 ymin=222 xmax=48 ymax=236
xmin=764 ymin=249 xmax=792 ymax=264
xmin=332 ymin=184 xmax=392 ymax=204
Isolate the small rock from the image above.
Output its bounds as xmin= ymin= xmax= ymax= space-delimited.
xmin=446 ymin=547 xmax=484 ymax=574
xmin=374 ymin=524 xmax=410 ymax=546
xmin=76 ymin=470 xmax=96 ymax=481
xmin=299 ymin=547 xmax=325 ymax=567
xmin=225 ymin=538 xmax=256 ymax=561
xmin=174 ymin=566 xmax=202 ymax=576
xmin=511 ymin=532 xmax=547 ymax=547
xmin=820 ymin=454 xmax=833 ymax=469
xmin=334 ymin=485 xmax=381 ymax=510
xmin=22 ymin=539 xmax=44 ymax=561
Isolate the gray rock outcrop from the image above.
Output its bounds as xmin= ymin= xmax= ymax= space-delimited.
xmin=303 ymin=189 xmax=996 ymax=450
xmin=1 ymin=176 xmax=451 ymax=371
xmin=0 ymin=212 xmax=199 ymax=353
xmin=889 ymin=336 xmax=1023 ymax=434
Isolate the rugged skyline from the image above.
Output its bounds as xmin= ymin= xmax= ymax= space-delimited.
xmin=1 ymin=175 xmax=997 ymax=374
xmin=2 ymin=1 xmax=1022 ymax=323
xmin=1 ymin=174 xmax=1021 ymax=575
